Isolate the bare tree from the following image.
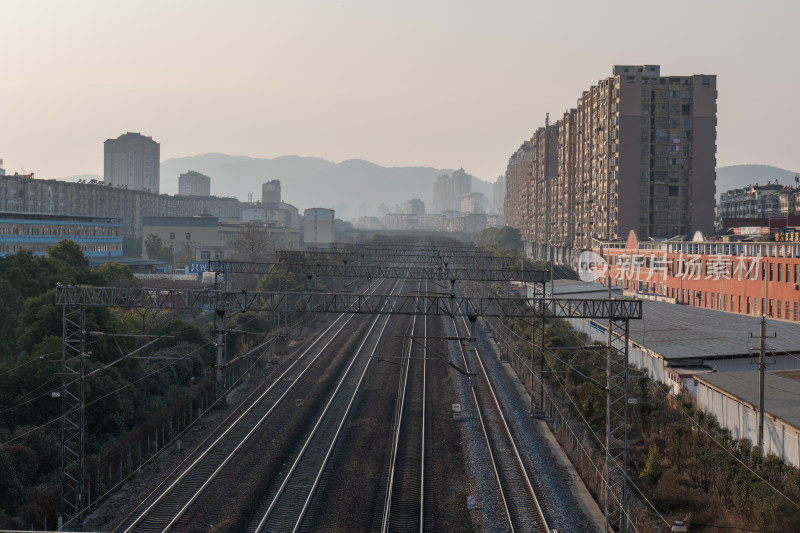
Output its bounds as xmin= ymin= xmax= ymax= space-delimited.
xmin=231 ymin=224 xmax=275 ymax=263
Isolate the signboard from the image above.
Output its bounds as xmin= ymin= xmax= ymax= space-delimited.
xmin=51 ymin=392 xmax=61 ymax=398
xmin=186 ymin=262 xmax=210 ymax=274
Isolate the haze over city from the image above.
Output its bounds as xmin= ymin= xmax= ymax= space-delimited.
xmin=4 ymin=2 xmax=800 ymax=532
xmin=2 ymin=0 xmax=799 ymax=190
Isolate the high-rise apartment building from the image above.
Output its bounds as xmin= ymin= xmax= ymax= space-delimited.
xmin=405 ymin=198 xmax=426 ymax=215
xmin=262 ymin=180 xmax=281 ymax=206
xmin=504 ymin=142 xmax=530 ymax=237
xmin=492 ymin=175 xmax=505 ymax=214
xmin=104 ymin=132 xmax=160 ymax=193
xmin=178 ymin=170 xmax=211 ymax=196
xmin=432 ymin=168 xmax=472 ymax=213
xmin=505 ymin=65 xmax=717 ymax=264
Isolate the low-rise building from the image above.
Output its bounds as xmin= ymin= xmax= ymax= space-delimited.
xmin=695 ymin=371 xmax=800 ymax=467
xmin=0 ymin=212 xmax=123 ymax=257
xmin=548 ymin=279 xmax=800 ymax=467
xmin=591 ymin=231 xmax=800 ymax=321
xmin=0 ymin=173 xmax=242 ymax=237
xmin=304 ymin=208 xmax=335 ymax=248
xmin=719 ymin=182 xmax=786 ymax=219
xmin=142 ymin=215 xmax=300 ymax=263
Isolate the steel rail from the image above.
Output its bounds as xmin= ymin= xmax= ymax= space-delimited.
xmin=119 ymin=279 xmax=393 ymax=533
xmin=381 ymin=279 xmax=430 ymax=533
xmin=453 ymin=315 xmax=550 ymax=533
xmin=251 ymin=278 xmax=405 ymax=533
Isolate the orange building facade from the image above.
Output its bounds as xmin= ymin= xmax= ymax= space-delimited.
xmin=591 ymin=232 xmax=800 ymax=322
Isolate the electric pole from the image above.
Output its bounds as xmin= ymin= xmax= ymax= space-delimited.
xmin=751 ymin=314 xmax=775 ymax=454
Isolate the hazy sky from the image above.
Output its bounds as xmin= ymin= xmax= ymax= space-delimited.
xmin=2 ymin=0 xmax=798 ymax=187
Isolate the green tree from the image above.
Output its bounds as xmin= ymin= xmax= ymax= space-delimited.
xmin=476 ymin=226 xmax=523 ymax=251
xmin=47 ymin=239 xmax=89 ymax=268
xmin=143 ymin=233 xmax=174 ymax=265
xmin=95 ymin=262 xmax=140 ymax=287
xmin=638 ymin=444 xmax=664 ymax=488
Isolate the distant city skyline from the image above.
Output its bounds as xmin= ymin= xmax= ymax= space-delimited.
xmin=2 ymin=1 xmax=799 ymax=184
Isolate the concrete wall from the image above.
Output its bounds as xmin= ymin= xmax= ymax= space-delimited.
xmin=696 ymin=380 xmax=800 ymax=467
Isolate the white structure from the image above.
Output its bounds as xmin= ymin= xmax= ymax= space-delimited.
xmin=241 ymin=207 xmax=266 ymax=222
xmin=178 ymin=170 xmax=211 ymax=196
xmin=695 ymin=372 xmax=800 ymax=467
xmin=304 ymin=208 xmax=335 ymax=248
xmin=103 ymin=132 xmax=160 ymax=193
xmin=460 ymin=192 xmax=487 ymax=214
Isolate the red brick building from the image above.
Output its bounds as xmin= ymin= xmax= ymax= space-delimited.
xmin=591 ymin=231 xmax=800 ymax=321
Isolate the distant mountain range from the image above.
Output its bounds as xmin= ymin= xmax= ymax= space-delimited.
xmin=57 ymin=159 xmax=797 ymax=218
xmin=158 ymin=154 xmax=495 ymax=218
xmin=715 ymin=164 xmax=799 ymax=196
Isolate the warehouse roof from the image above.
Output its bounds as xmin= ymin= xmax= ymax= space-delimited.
xmin=695 ymin=370 xmax=800 ymax=431
xmin=550 ymin=279 xmax=800 ymax=361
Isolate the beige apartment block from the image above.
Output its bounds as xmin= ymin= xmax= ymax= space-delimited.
xmin=504 ymin=142 xmax=530 ymax=239
xmin=505 ymin=65 xmax=717 ymax=264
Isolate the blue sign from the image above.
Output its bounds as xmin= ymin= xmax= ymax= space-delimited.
xmin=187 ymin=261 xmax=209 ymax=274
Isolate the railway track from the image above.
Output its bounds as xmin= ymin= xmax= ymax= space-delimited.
xmin=248 ymin=278 xmax=406 ymax=532
xmin=452 ymin=314 xmax=551 ymax=533
xmin=115 ymin=277 xmax=399 ymax=533
xmin=381 ymin=280 xmax=433 ymax=533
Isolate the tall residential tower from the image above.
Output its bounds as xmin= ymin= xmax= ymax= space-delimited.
xmin=103 ymin=132 xmax=160 ymax=193
xmin=505 ymin=65 xmax=717 ymax=263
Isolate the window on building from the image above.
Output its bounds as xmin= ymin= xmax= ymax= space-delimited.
xmin=185 ymin=232 xmax=191 ymax=240
xmin=769 ymin=299 xmax=774 ymax=317
xmin=794 ymin=302 xmax=798 ymax=321
xmin=795 ymin=264 xmax=799 ymax=284
xmin=738 ymin=295 xmax=742 ymax=313
xmin=776 ymin=263 xmax=780 ymax=282
xmin=200 ymin=250 xmax=211 ymax=260
xmin=785 ymin=301 xmax=790 ymax=320
xmin=786 ymin=264 xmax=790 ymax=283
xmin=754 ymin=298 xmax=758 ymax=315
xmin=169 ymin=232 xmax=175 ymax=240
xmin=777 ymin=300 xmax=781 ymax=319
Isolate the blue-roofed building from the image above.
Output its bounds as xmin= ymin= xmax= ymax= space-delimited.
xmin=0 ymin=212 xmax=124 ymax=257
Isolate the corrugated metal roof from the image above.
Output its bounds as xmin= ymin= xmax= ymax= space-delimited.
xmin=695 ymin=371 xmax=800 ymax=431
xmin=550 ymin=279 xmax=800 ymax=361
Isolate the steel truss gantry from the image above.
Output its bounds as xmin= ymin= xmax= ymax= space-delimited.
xmin=55 ymin=286 xmax=640 ymax=319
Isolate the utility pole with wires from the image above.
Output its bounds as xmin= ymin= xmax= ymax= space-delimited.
xmin=751 ymin=315 xmax=776 ymax=454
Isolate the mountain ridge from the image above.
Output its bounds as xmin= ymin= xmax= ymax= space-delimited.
xmin=55 ymin=159 xmax=798 ymax=218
